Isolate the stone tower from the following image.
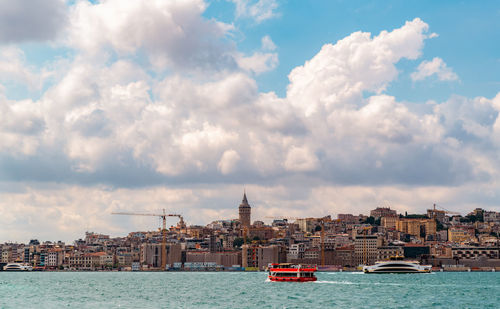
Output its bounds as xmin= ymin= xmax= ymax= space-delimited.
xmin=238 ymin=192 xmax=251 ymax=229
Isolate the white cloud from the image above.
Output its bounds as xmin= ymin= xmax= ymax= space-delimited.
xmin=236 ymin=51 xmax=278 ymax=74
xmin=284 ymin=146 xmax=319 ymax=172
xmin=0 ymin=96 xmax=45 ymax=156
xmin=235 ymin=35 xmax=278 ymax=74
xmin=287 ymin=18 xmax=430 ymax=117
xmin=218 ymin=149 xmax=241 ymax=174
xmin=231 ymin=0 xmax=279 ymax=23
xmin=1 ymin=16 xmax=489 ymax=187
xmin=0 ymin=47 xmax=51 ymax=91
xmin=261 ymin=35 xmax=276 ymax=51
xmin=1 ymin=9 xmax=500 ymax=241
xmin=3 ymin=181 xmax=500 ymax=242
xmin=0 ymin=0 xmax=67 ymax=43
xmin=411 ymin=57 xmax=459 ymax=81
xmin=68 ymin=0 xmax=235 ymax=72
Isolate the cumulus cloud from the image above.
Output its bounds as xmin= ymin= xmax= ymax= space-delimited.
xmin=235 ymin=36 xmax=278 ymax=74
xmin=230 ymin=0 xmax=279 ymax=23
xmin=0 ymin=95 xmax=45 ymax=156
xmin=1 ymin=7 xmax=500 ymax=240
xmin=218 ymin=150 xmax=241 ymax=175
xmin=0 ymin=0 xmax=67 ymax=43
xmin=1 ymin=16 xmax=493 ymax=188
xmin=0 ymin=47 xmax=51 ymax=91
xmin=287 ymin=18 xmax=430 ymax=117
xmin=411 ymin=57 xmax=459 ymax=81
xmin=68 ymin=0 xmax=236 ymax=72
xmin=284 ymin=146 xmax=319 ymax=172
xmin=236 ymin=51 xmax=278 ymax=74
xmin=261 ymin=35 xmax=277 ymax=51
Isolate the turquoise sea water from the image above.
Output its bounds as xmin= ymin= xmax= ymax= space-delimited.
xmin=0 ymin=272 xmax=499 ymax=308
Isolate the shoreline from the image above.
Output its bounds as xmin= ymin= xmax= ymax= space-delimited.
xmin=1 ymin=268 xmax=498 ymax=273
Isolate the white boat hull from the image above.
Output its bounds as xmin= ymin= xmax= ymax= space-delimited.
xmin=363 ymin=261 xmax=431 ymax=274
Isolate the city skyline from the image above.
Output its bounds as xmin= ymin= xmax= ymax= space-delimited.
xmin=1 ymin=0 xmax=500 ymax=242
xmin=2 ymin=202 xmax=498 ymax=271
xmin=0 ymin=193 xmax=491 ymax=244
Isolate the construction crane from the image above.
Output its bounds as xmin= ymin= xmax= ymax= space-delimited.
xmin=169 ymin=214 xmax=186 ymax=233
xmin=428 ymin=203 xmax=460 ymax=242
xmin=429 ymin=203 xmax=460 ymax=216
xmin=264 ymin=216 xmax=300 ymax=221
xmin=317 ymin=218 xmax=327 ymax=267
xmin=111 ymin=209 xmax=184 ymax=270
xmin=310 ymin=216 xmax=333 ymax=267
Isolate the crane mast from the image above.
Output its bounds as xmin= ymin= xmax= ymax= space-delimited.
xmin=111 ymin=209 xmax=184 ymax=270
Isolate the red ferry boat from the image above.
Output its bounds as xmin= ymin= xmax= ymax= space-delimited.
xmin=267 ymin=263 xmax=317 ymax=282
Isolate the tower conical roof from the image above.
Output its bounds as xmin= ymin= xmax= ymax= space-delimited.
xmin=239 ymin=192 xmax=250 ymax=208
xmin=242 ymin=193 xmax=248 ymax=204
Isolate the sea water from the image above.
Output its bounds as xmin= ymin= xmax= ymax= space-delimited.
xmin=0 ymin=272 xmax=499 ymax=308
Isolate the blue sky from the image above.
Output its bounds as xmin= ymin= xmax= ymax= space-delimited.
xmin=6 ymin=1 xmax=500 ymax=102
xmin=205 ymin=0 xmax=500 ymax=101
xmin=0 ymin=0 xmax=499 ymax=242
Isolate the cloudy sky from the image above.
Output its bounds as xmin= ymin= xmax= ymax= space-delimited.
xmin=1 ymin=0 xmax=499 ymax=242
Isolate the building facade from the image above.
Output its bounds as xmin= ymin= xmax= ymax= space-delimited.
xmin=370 ymin=207 xmax=397 ymax=219
xmin=354 ymin=235 xmax=382 ymax=265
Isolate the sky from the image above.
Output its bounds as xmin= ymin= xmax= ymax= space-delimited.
xmin=0 ymin=0 xmax=499 ymax=242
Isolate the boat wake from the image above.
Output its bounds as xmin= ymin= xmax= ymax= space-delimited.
xmin=314 ymin=280 xmax=355 ymax=285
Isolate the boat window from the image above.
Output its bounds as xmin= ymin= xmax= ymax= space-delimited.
xmin=378 ymin=263 xmax=415 ymax=268
xmin=373 ymin=268 xmax=420 ymax=272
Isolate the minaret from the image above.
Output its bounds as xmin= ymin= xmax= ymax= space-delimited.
xmin=238 ymin=191 xmax=251 ymax=229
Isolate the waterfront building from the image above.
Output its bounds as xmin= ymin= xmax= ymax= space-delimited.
xmin=241 ymin=244 xmax=286 ymax=270
xmin=47 ymin=250 xmax=64 ymax=268
xmin=141 ymin=243 xmax=182 ymax=268
xmin=333 ymin=245 xmax=355 ymax=267
xmin=451 ymin=247 xmax=499 ymax=260
xmin=99 ymin=253 xmax=114 ymax=267
xmin=354 ymin=235 xmax=382 ymax=265
xmin=186 ymin=251 xmax=241 ymax=268
xmin=66 ymin=252 xmax=104 ymax=270
xmin=1 ymin=248 xmax=11 ymax=263
xmin=117 ymin=253 xmax=133 ymax=266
